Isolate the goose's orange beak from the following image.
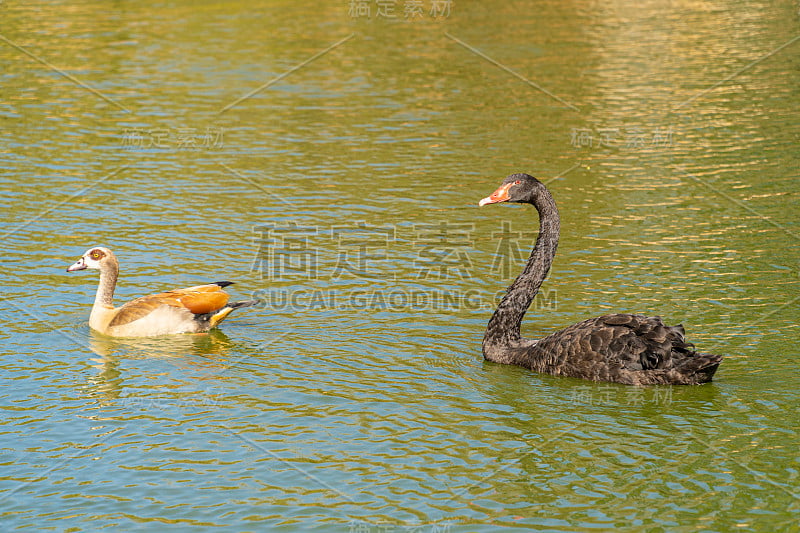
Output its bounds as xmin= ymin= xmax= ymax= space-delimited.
xmin=479 ymin=182 xmax=514 ymax=206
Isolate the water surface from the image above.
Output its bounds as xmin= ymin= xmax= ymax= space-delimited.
xmin=1 ymin=1 xmax=798 ymax=531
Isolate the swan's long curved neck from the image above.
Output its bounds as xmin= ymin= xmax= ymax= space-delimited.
xmin=484 ymin=188 xmax=559 ymax=352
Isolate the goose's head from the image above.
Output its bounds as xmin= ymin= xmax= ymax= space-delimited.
xmin=67 ymin=247 xmax=116 ymax=272
xmin=479 ymin=173 xmax=545 ymax=206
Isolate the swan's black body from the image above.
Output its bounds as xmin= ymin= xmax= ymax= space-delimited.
xmin=479 ymin=173 xmax=722 ymax=385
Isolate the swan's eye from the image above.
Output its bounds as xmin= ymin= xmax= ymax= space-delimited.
xmin=514 ymin=180 xmax=521 ymax=185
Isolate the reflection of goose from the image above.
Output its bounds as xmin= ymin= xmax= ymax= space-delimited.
xmin=83 ymin=329 xmax=239 ymax=416
xmin=88 ymin=327 xmax=236 ymax=360
xmin=67 ymin=247 xmax=257 ymax=337
xmin=479 ymin=173 xmax=722 ymax=385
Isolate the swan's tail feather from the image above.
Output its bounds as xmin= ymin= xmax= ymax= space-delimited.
xmin=677 ymin=352 xmax=723 ymax=384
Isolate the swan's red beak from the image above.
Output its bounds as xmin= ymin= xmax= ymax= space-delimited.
xmin=479 ymin=182 xmax=514 ymax=206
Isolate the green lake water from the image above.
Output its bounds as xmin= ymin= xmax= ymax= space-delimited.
xmin=1 ymin=1 xmax=798 ymax=531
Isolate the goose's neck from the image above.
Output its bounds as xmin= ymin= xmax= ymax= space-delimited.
xmin=94 ymin=262 xmax=118 ymax=309
xmin=484 ymin=189 xmax=560 ymax=354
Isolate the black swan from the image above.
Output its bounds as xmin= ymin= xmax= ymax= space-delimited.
xmin=478 ymin=173 xmax=722 ymax=385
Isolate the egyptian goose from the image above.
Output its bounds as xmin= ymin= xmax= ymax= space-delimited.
xmin=67 ymin=247 xmax=257 ymax=337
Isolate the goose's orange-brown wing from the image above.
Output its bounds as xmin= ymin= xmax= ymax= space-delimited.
xmin=108 ymin=284 xmax=230 ymax=327
xmin=157 ymin=284 xmax=231 ymax=314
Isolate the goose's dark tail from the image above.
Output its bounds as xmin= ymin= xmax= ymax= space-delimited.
xmin=207 ymin=298 xmax=260 ymax=329
xmin=226 ymin=299 xmax=259 ymax=310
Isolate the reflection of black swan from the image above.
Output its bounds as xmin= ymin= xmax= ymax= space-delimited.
xmin=478 ymin=173 xmax=722 ymax=385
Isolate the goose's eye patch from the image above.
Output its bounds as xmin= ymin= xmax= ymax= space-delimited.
xmin=90 ymin=250 xmax=103 ymax=260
